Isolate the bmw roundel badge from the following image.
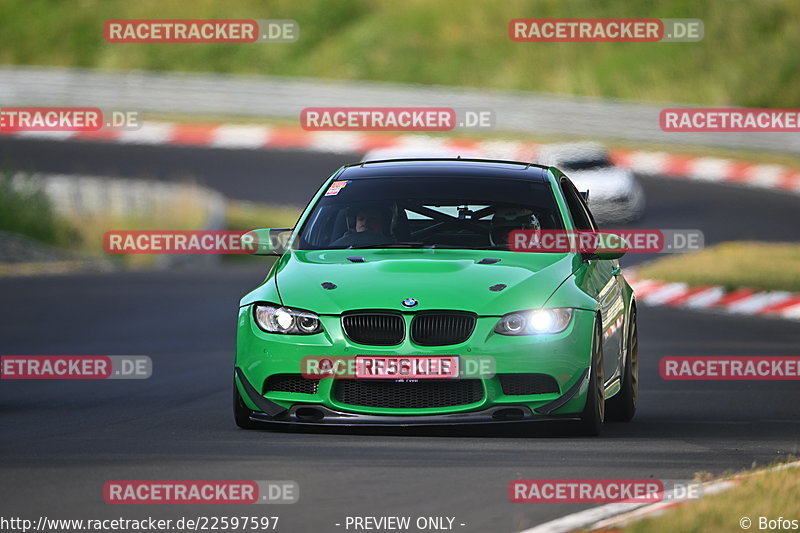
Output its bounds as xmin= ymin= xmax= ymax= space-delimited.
xmin=402 ymin=298 xmax=419 ymax=308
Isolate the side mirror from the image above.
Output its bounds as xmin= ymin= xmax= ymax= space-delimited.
xmin=594 ymin=250 xmax=626 ymax=260
xmin=592 ymin=232 xmax=627 ymax=260
xmin=244 ymin=228 xmax=293 ymax=256
xmin=579 ymin=190 xmax=590 ymax=202
xmin=579 ymin=231 xmax=627 ymax=260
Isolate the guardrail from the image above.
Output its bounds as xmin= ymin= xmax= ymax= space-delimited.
xmin=5 ymin=122 xmax=796 ymax=194
xmin=12 ymin=173 xmax=225 ymax=224
xmin=10 ymin=173 xmax=227 ymax=267
xmin=1 ymin=65 xmax=798 ymax=154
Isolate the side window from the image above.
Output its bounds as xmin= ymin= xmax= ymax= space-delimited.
xmin=574 ymin=184 xmax=599 ymax=230
xmin=559 ymin=178 xmax=596 ymax=231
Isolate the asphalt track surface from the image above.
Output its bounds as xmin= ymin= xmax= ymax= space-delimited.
xmin=1 ymin=138 xmax=799 ymax=532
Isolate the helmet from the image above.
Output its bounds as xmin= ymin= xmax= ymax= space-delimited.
xmin=490 ymin=206 xmax=541 ymax=247
xmin=347 ymin=202 xmax=396 ymax=235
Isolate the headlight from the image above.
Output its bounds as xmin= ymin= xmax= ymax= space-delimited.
xmin=254 ymin=303 xmax=322 ymax=335
xmin=495 ymin=308 xmax=573 ymax=335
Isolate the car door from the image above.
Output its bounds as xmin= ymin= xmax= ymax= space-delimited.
xmin=559 ymin=178 xmax=626 ymax=385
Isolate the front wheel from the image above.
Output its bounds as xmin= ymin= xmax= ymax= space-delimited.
xmin=574 ymin=319 xmax=605 ymax=436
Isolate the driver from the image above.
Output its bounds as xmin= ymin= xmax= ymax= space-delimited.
xmin=489 ymin=206 xmax=541 ymax=247
xmin=330 ymin=204 xmax=397 ymax=247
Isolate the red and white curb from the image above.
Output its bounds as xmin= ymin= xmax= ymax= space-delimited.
xmin=2 ymin=122 xmax=800 ymax=194
xmin=626 ymin=271 xmax=800 ymax=321
xmin=518 ymin=460 xmax=800 ymax=533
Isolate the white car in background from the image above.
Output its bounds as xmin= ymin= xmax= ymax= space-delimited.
xmin=537 ymin=142 xmax=646 ymax=224
xmin=361 ymin=145 xmax=483 ymax=162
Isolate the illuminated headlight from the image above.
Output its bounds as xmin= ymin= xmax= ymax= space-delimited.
xmin=254 ymin=303 xmax=322 ymax=335
xmin=495 ymin=308 xmax=573 ymax=335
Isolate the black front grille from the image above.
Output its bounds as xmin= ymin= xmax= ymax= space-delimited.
xmin=342 ymin=313 xmax=405 ymax=346
xmin=411 ymin=313 xmax=476 ymax=346
xmin=264 ymin=374 xmax=318 ymax=395
xmin=498 ymin=373 xmax=559 ymax=395
xmin=333 ymin=379 xmax=484 ymax=409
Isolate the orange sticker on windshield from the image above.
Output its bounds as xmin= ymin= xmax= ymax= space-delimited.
xmin=325 ymin=180 xmax=350 ymax=196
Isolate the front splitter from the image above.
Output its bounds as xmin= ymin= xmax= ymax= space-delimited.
xmin=248 ymin=404 xmax=579 ymax=427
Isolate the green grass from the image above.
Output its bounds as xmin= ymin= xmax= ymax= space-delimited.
xmin=0 ymin=168 xmax=300 ymax=269
xmin=1 ymin=0 xmax=798 ymax=107
xmin=617 ymin=461 xmax=800 ymax=533
xmin=64 ymin=188 xmax=212 ymax=267
xmin=0 ymin=171 xmax=80 ymax=247
xmin=222 ymin=201 xmax=300 ymax=263
xmin=225 ymin=201 xmax=302 ymax=232
xmin=635 ymin=242 xmax=800 ymax=292
xmin=0 ymin=172 xmax=239 ymax=269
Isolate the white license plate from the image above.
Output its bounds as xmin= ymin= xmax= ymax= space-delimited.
xmin=354 ymin=356 xmax=459 ymax=379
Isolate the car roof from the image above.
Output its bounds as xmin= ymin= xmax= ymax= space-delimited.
xmin=340 ymin=158 xmax=551 ymax=182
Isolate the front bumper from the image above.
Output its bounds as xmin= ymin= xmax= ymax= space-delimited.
xmin=235 ymin=306 xmax=596 ymax=424
xmin=236 ymin=367 xmax=590 ymax=426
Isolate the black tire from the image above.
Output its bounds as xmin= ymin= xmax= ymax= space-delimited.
xmin=575 ymin=318 xmax=605 ymax=436
xmin=606 ymin=309 xmax=638 ymax=422
xmin=233 ymin=378 xmax=260 ymax=429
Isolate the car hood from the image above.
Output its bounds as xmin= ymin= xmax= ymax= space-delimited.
xmin=566 ymin=167 xmax=636 ymax=199
xmin=244 ymin=249 xmax=580 ymax=316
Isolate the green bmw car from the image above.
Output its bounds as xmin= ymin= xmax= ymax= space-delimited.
xmin=234 ymin=159 xmax=638 ymax=435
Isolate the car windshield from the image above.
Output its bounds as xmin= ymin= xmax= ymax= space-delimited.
xmin=296 ymin=176 xmax=564 ymax=250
